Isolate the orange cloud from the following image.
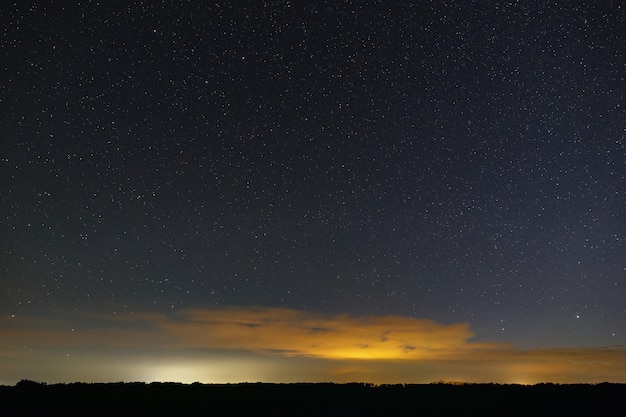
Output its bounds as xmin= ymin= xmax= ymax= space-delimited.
xmin=1 ymin=308 xmax=500 ymax=360
xmin=156 ymin=307 xmax=502 ymax=360
xmin=1 ymin=308 xmax=625 ymax=384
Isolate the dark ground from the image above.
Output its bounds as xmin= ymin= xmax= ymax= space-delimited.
xmin=2 ymin=380 xmax=624 ymax=416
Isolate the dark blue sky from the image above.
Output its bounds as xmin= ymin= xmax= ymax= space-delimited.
xmin=2 ymin=0 xmax=624 ymax=359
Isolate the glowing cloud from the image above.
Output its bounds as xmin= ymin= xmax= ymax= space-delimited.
xmin=157 ymin=307 xmax=502 ymax=360
xmin=1 ymin=307 xmax=625 ymax=384
xmin=1 ymin=307 xmax=500 ymax=360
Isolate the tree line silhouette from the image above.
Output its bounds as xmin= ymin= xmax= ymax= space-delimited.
xmin=3 ymin=379 xmax=624 ymax=416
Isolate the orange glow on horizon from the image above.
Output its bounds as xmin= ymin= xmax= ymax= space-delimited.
xmin=1 ymin=307 xmax=625 ymax=385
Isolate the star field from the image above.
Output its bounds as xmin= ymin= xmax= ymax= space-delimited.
xmin=1 ymin=0 xmax=625 ymax=380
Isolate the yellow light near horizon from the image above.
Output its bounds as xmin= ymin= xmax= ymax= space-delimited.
xmin=318 ymin=344 xmax=426 ymax=361
xmin=136 ymin=357 xmax=280 ymax=384
xmin=3 ymin=309 xmax=625 ymax=385
xmin=140 ymin=364 xmax=201 ymax=384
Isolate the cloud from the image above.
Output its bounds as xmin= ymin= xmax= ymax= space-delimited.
xmin=1 ymin=307 xmax=625 ymax=384
xmin=157 ymin=307 xmax=502 ymax=360
xmin=1 ymin=307 xmax=499 ymax=360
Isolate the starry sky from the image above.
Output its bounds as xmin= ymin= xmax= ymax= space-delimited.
xmin=1 ymin=1 xmax=625 ymax=384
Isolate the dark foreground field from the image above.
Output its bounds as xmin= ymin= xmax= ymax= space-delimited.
xmin=2 ymin=380 xmax=624 ymax=416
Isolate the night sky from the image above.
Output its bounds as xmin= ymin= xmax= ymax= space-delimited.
xmin=2 ymin=1 xmax=625 ymax=384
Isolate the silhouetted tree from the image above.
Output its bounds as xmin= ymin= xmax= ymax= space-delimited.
xmin=15 ymin=379 xmax=46 ymax=389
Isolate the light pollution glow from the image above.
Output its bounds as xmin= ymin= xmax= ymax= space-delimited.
xmin=1 ymin=307 xmax=625 ymax=385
